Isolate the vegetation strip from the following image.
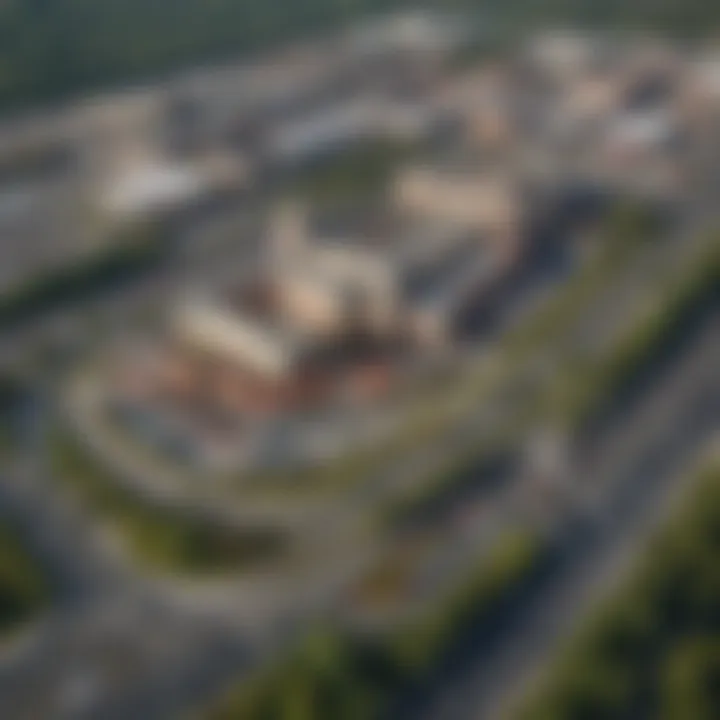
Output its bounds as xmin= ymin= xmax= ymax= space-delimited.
xmin=385 ymin=235 xmax=719 ymax=528
xmin=51 ymin=429 xmax=287 ymax=575
xmin=207 ymin=532 xmax=548 ymax=720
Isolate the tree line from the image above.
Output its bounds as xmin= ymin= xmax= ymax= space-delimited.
xmin=517 ymin=462 xmax=720 ymax=720
xmin=208 ymin=532 xmax=548 ymax=719
xmin=0 ymin=0 xmax=395 ymax=112
xmin=2 ymin=0 xmax=720 ymax=114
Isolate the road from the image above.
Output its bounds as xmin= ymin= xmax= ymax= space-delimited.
xmin=405 ymin=314 xmax=719 ymax=720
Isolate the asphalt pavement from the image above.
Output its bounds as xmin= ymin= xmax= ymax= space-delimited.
xmin=406 ymin=315 xmax=719 ymax=720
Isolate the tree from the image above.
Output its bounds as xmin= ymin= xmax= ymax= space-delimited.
xmin=661 ymin=639 xmax=720 ymax=720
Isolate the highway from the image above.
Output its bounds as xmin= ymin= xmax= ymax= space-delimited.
xmin=403 ymin=314 xmax=719 ymax=720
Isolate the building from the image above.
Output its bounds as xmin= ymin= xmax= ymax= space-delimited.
xmin=146 ymin=186 xmax=524 ymax=421
xmin=393 ymin=162 xmax=526 ymax=241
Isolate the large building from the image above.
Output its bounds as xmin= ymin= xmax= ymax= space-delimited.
xmin=168 ymin=184 xmax=524 ymax=410
xmin=393 ymin=162 xmax=526 ymax=240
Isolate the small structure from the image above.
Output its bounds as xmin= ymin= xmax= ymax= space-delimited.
xmin=101 ymin=160 xmax=207 ymax=217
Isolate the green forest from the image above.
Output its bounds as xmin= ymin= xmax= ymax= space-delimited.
xmin=2 ymin=0 xmax=720 ymax=113
xmin=0 ymin=0 xmax=396 ymax=110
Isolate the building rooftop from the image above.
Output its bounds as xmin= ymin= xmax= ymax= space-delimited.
xmin=101 ymin=160 xmax=208 ymax=216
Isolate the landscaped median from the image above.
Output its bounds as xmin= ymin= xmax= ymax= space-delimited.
xmin=205 ymin=531 xmax=550 ymax=720
xmin=547 ymin=238 xmax=719 ymax=430
xmin=50 ymin=428 xmax=289 ymax=575
xmin=384 ymin=233 xmax=719 ymax=530
xmin=514 ymin=460 xmax=720 ymax=720
xmin=501 ymin=203 xmax=664 ymax=362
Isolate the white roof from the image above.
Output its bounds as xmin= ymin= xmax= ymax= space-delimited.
xmin=102 ymin=162 xmax=206 ymax=216
xmin=609 ymin=110 xmax=674 ymax=148
xmin=175 ymin=297 xmax=306 ymax=379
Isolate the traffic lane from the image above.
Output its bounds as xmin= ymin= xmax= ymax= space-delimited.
xmin=407 ymin=314 xmax=718 ymax=720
